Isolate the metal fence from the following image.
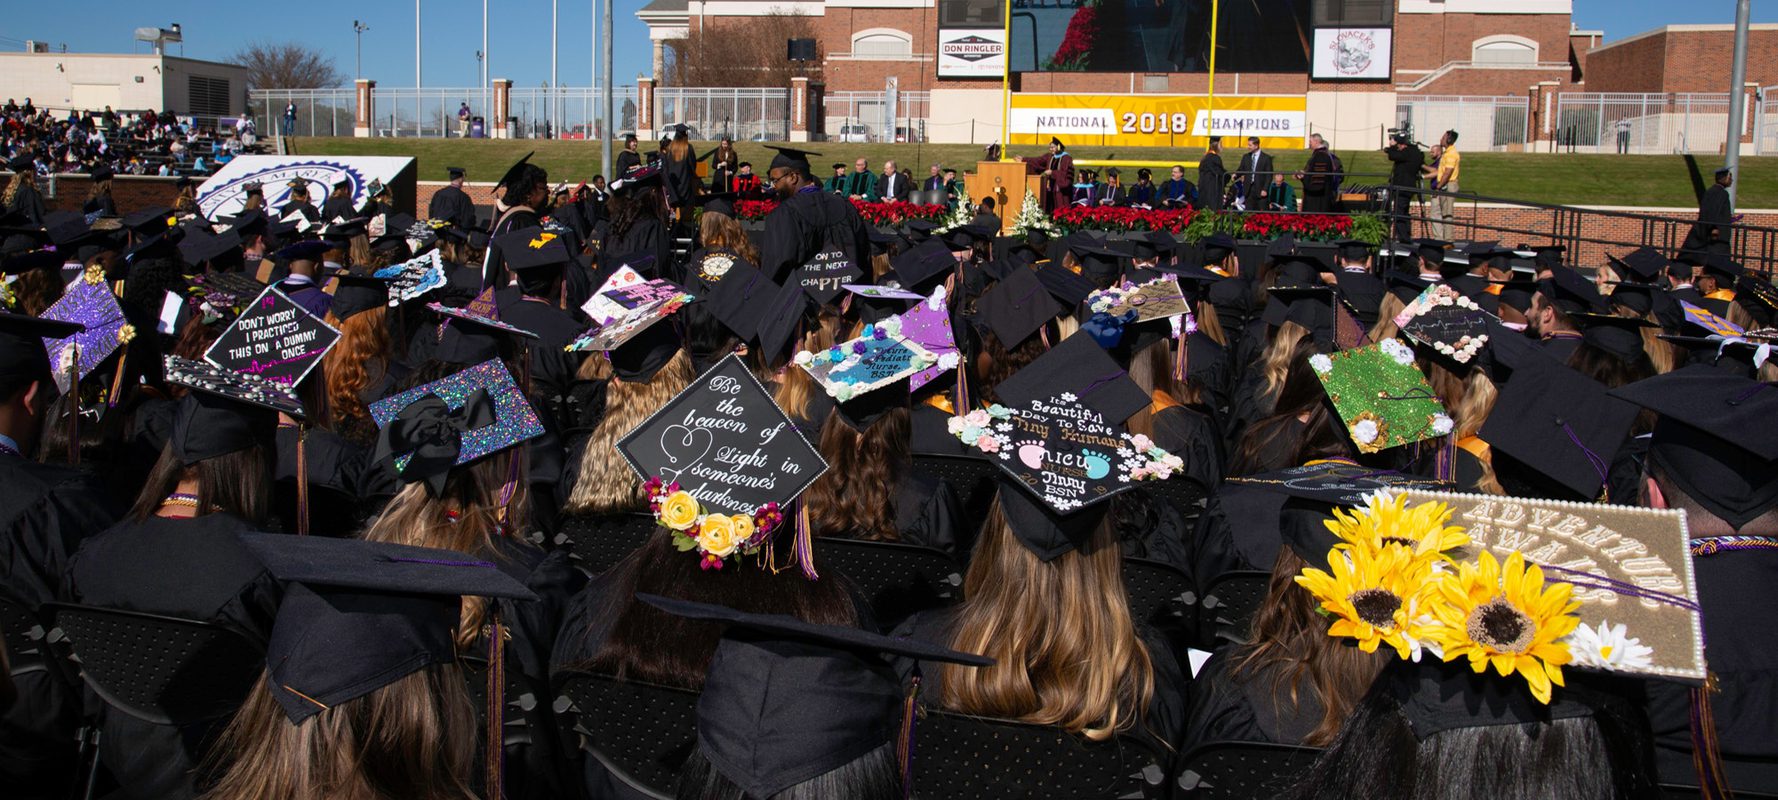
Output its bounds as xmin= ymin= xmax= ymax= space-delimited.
xmin=1550 ymin=92 xmax=1753 ymax=155
xmin=249 ymin=86 xmax=640 ymax=140
xmin=822 ymin=91 xmax=932 ymax=143
xmin=1394 ymin=96 xmax=1529 ymax=152
xmin=654 ymin=87 xmax=790 ymax=142
xmin=1759 ymin=86 xmax=1777 ymax=156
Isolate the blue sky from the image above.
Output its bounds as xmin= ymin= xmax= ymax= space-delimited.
xmin=0 ymin=1 xmax=1771 ymax=90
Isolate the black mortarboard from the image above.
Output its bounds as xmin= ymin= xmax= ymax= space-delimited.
xmin=1199 ymin=233 xmax=1236 ymax=265
xmin=1608 ymin=280 xmax=1665 ymax=318
xmin=319 ymin=218 xmax=365 ymax=243
xmin=904 ymin=219 xmax=939 ymax=244
xmin=1714 ymin=165 xmax=1733 ymax=177
xmin=1266 ymin=235 xmax=1299 ymax=261
xmin=44 ymin=211 xmax=90 ymax=248
xmin=1383 ymin=659 xmax=1600 ymax=740
xmin=1701 ymin=254 xmax=1744 ymax=283
xmin=1528 ymin=244 xmax=1567 ymax=269
xmin=939 ymin=223 xmax=995 ymax=251
xmin=697 ymin=192 xmax=738 ymax=218
xmin=1611 ymin=365 xmax=1778 ymax=528
xmin=1335 ymin=239 xmax=1373 ymax=263
xmin=973 ymin=266 xmax=1061 ymax=347
xmin=493 ymin=227 xmax=570 ymax=275
xmin=637 ymin=594 xmax=990 ymax=799
xmin=1262 ymin=285 xmax=1336 ymax=336
xmin=1034 ymin=261 xmax=1097 ymax=309
xmin=331 ymin=272 xmax=393 ymax=320
xmin=1069 ymin=240 xmax=1124 ymax=282
xmin=994 ymin=330 xmax=1148 ymax=424
xmin=1538 ymin=267 xmax=1607 ymax=316
xmin=495 ymin=151 xmax=534 ymax=191
xmin=1415 ymin=238 xmax=1449 ymax=265
xmin=122 ymin=207 xmax=177 ymax=237
xmin=755 ymin=276 xmax=811 ymax=367
xmin=763 ymin=145 xmax=819 ymax=176
xmin=891 ymin=238 xmax=955 ymax=292
xmin=1571 ymin=312 xmax=1652 ymax=364
xmin=703 ymin=260 xmax=776 ymax=342
xmin=240 ymin=534 xmax=536 ymax=723
xmin=1478 ymin=359 xmax=1637 ymax=500
xmin=177 ymin=228 xmax=242 ymax=266
xmin=274 ymin=239 xmax=330 ymax=262
xmin=89 ymin=165 xmax=114 ymax=183
xmin=1273 ymin=252 xmax=1326 ymax=287
xmin=1608 ymin=248 xmax=1668 ymax=284
xmin=0 ymin=311 xmax=81 ymax=383
xmin=996 ymin=475 xmax=1112 ymax=560
xmin=446 ymin=166 xmax=465 ymax=180
xmin=168 ymin=373 xmax=280 ymax=466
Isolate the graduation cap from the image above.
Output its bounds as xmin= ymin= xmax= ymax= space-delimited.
xmin=567 ymin=285 xmax=692 ymax=381
xmin=1313 ymin=340 xmax=1453 ymax=453
xmin=973 ymin=266 xmax=1062 ymax=348
xmin=177 ymin=227 xmax=242 ymax=266
xmin=1397 ymin=283 xmax=1495 ymax=365
xmin=1334 ymin=239 xmax=1374 ymax=264
xmin=1199 ymin=233 xmax=1236 ymax=265
xmin=792 ymin=249 xmax=863 ymax=306
xmin=1266 ymin=235 xmax=1300 ymax=262
xmin=612 ymin=165 xmax=663 ymax=195
xmin=368 ymin=359 xmax=546 ymax=493
xmin=1478 ymin=358 xmax=1636 ymax=500
xmin=331 ymin=272 xmax=393 ymax=321
xmin=494 ymin=151 xmax=535 ymax=191
xmin=1227 ymin=461 xmax=1452 ymax=508
xmin=319 ymin=218 xmax=366 ymax=244
xmin=39 ymin=275 xmax=129 ymax=393
xmin=1611 ymin=365 xmax=1778 ymax=528
xmin=275 ymin=240 xmax=330 ymax=262
xmin=1273 ymin=252 xmax=1327 ymax=287
xmin=121 ymin=207 xmax=177 ymax=237
xmin=617 ymin=354 xmax=827 ymax=514
xmin=1069 ymin=240 xmax=1124 ymax=282
xmin=1538 ymin=267 xmax=1607 ymax=316
xmin=1524 ymin=244 xmax=1567 ymax=269
xmin=239 ymin=534 xmax=536 ymax=723
xmin=1379 ymin=658 xmax=1609 ymax=741
xmin=939 ymin=222 xmax=995 ymax=252
xmin=163 ymin=355 xmax=304 ymax=420
xmin=898 ymin=287 xmax=960 ymax=392
xmin=1607 ymin=248 xmax=1669 ymax=284
xmin=995 ymin=331 xmax=1149 ymax=425
xmin=890 ymin=238 xmax=955 ymax=292
xmin=1261 ymin=285 xmax=1336 ymax=337
xmin=636 ymin=594 xmax=990 ymax=799
xmin=205 ymin=286 xmax=342 ymax=387
xmin=763 ymin=144 xmax=819 ymax=176
xmin=430 ymin=287 xmax=541 ymax=344
xmin=755 ymin=276 xmax=812 ymax=368
xmin=702 ymin=260 xmax=777 ymax=342
xmin=1701 ymin=254 xmax=1743 ymax=283
xmin=166 ymin=365 xmax=282 ymax=466
xmin=795 ymin=317 xmax=936 ymax=427
xmin=44 ymin=211 xmax=92 ymax=248
xmin=1034 ymin=260 xmax=1098 ymax=310
xmin=994 ymin=235 xmax=1047 ymax=266
xmin=1571 ymin=312 xmax=1653 ymax=364
xmin=697 ymin=191 xmax=738 ymax=219
xmin=903 ymin=218 xmax=939 ymax=244
xmin=446 ymin=166 xmax=465 ymax=180
xmin=1414 ymin=238 xmax=1449 ymax=266
xmin=493 ymin=226 xmax=570 ymax=278
xmin=0 ymin=311 xmax=82 ymax=383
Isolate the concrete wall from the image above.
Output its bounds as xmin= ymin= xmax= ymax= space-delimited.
xmin=0 ymin=52 xmax=249 ymax=117
xmin=1306 ymin=91 xmax=1398 ymax=150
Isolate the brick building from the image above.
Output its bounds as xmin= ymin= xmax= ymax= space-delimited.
xmin=637 ymin=0 xmax=1760 ymax=151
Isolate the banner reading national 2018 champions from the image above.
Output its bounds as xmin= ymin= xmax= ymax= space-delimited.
xmin=1008 ymin=94 xmax=1307 ymax=150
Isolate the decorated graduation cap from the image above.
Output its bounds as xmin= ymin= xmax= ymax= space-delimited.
xmin=163 ymin=358 xmax=283 ymax=465
xmin=568 ymin=280 xmax=693 ymax=381
xmin=1087 ymin=275 xmax=1192 ymax=326
xmin=637 ymin=594 xmax=991 ymax=798
xmin=1311 ymin=339 xmax=1454 ymax=453
xmin=1611 ymin=364 xmax=1778 ymax=528
xmin=238 ymin=534 xmax=536 ymax=723
xmin=121 ymin=207 xmax=178 ymax=238
xmin=430 ymin=287 xmax=542 ymax=354
xmin=1396 ymin=283 xmax=1495 ymax=365
xmin=368 ymin=358 xmax=546 ymax=494
xmin=40 ymin=269 xmax=132 ymax=393
xmin=897 ymin=286 xmax=960 ymax=392
xmin=0 ymin=311 xmax=82 ymax=384
xmin=794 ymin=316 xmax=937 ymax=428
xmin=204 ymin=286 xmax=341 ymax=387
xmin=1478 ymin=358 xmax=1637 ymax=501
xmin=493 ymin=226 xmax=571 ymax=277
xmin=1227 ymin=461 xmax=1452 ymax=508
xmin=330 ymin=271 xmax=393 ymax=321
xmin=164 ymin=355 xmax=304 ymax=421
xmin=763 ymin=144 xmax=819 ymax=176
xmin=973 ymin=266 xmax=1062 ymax=348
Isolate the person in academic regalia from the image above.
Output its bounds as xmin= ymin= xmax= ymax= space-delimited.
xmin=603 ymin=167 xmax=672 ymax=277
xmin=1197 ymin=138 xmax=1229 ymax=211
xmin=62 ymin=377 xmax=285 ymax=800
xmin=276 ymin=178 xmax=319 ymax=222
xmin=199 ymin=536 xmax=531 ymax=800
xmin=319 ymin=272 xmax=409 ymax=446
xmin=1528 ymin=267 xmax=1604 ymax=366
xmin=615 ymin=133 xmax=643 ymax=177
xmin=4 ymin=157 xmax=48 ymax=225
xmin=758 ymin=146 xmax=872 ymax=288
xmin=360 ymin=363 xmax=585 ymax=800
xmin=491 ymin=226 xmax=590 ymax=421
xmin=1022 ymin=137 xmax=1074 ymax=214
xmin=1681 ymin=166 xmax=1735 ymax=259
xmin=319 ymin=179 xmax=356 ymax=222
xmin=83 ymin=165 xmax=117 ymax=218
xmin=707 ymin=137 xmax=739 ymax=194
xmin=428 ymin=166 xmax=479 ymax=232
xmin=269 ymin=239 xmax=334 ymax=319
xmin=0 ymin=314 xmax=121 ymax=800
xmin=661 ymin=124 xmax=700 ymax=223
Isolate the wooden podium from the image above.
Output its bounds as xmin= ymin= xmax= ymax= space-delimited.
xmin=963 ymin=160 xmax=1042 ymax=235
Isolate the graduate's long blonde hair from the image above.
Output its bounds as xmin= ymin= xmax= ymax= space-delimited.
xmin=940 ymin=496 xmax=1156 ymax=741
xmin=564 ymin=349 xmax=696 ymax=514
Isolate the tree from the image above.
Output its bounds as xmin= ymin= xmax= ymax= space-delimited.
xmin=227 ymin=42 xmax=344 ymax=89
xmin=666 ymin=9 xmax=821 ymax=88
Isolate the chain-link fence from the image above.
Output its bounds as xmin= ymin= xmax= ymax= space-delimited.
xmin=655 ymin=87 xmax=790 ymax=142
xmin=1394 ymin=96 xmax=1529 ymax=152
xmin=822 ymin=91 xmax=931 ymax=143
xmin=1551 ymin=92 xmax=1752 ymax=155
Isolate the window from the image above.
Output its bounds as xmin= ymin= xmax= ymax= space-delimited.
xmin=1472 ymin=36 xmax=1537 ymax=65
xmin=851 ymin=29 xmax=912 ymax=59
xmin=1314 ymin=0 xmax=1393 ymax=27
xmin=939 ymin=0 xmax=1002 ymax=27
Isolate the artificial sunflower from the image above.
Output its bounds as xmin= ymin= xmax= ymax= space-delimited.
xmin=1325 ymin=492 xmax=1470 ymax=566
xmin=1428 ymin=550 xmax=1581 ymax=704
xmin=1295 ymin=542 xmax=1439 ymax=662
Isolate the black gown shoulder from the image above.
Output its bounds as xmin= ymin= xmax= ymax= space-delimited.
xmin=889 ymin=472 xmax=964 ymax=556
xmin=1182 ymin=646 xmax=1327 ymax=750
xmin=1187 ymin=484 xmax=1287 ymax=587
xmin=0 ymin=458 xmax=120 ymax=609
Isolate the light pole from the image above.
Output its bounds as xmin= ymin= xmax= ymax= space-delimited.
xmin=1724 ymin=0 xmax=1752 ymax=205
xmin=481 ymin=0 xmax=488 ymax=124
xmin=601 ymin=0 xmax=613 ymax=177
xmin=551 ymin=0 xmax=559 ymax=141
xmin=353 ymin=20 xmax=369 ymax=81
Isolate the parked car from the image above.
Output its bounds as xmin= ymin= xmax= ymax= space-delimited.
xmin=836 ymin=124 xmax=871 ymax=143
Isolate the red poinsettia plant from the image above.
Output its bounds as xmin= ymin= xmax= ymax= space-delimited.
xmin=729 ymin=198 xmax=946 ymax=225
xmin=1047 ymin=5 xmax=1099 ymax=70
xmin=1052 ymin=205 xmax=1198 ymax=233
xmin=1239 ymin=213 xmax=1356 ymax=241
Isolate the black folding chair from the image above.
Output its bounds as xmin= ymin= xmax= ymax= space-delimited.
xmin=1122 ymin=557 xmax=1197 ymax=635
xmin=555 ymin=671 xmax=700 ymax=800
xmin=813 ymin=537 xmax=963 ymax=628
xmin=911 ymin=454 xmax=999 ymax=528
xmin=1200 ymin=571 xmax=1271 ymax=646
xmin=0 ymin=596 xmax=51 ymax=678
xmin=43 ymin=603 xmax=264 ymax=727
xmin=1660 ymin=784 xmax=1778 ymax=800
xmin=559 ymin=513 xmax=659 ymax=576
xmin=1175 ymin=741 xmax=1323 ymax=798
xmin=910 ymin=708 xmax=1171 ymax=799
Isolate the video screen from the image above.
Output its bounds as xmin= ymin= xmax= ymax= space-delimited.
xmin=1002 ymin=0 xmax=1312 ymax=73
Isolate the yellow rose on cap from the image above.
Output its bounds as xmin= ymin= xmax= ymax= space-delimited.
xmin=698 ymin=514 xmax=741 ymax=558
xmin=730 ymin=514 xmax=756 ymax=545
xmin=659 ymin=490 xmax=701 ymax=531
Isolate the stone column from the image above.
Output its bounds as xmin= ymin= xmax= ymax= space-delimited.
xmin=638 ymin=76 xmax=656 ymax=141
xmin=789 ymin=77 xmax=810 ymax=143
xmin=492 ymin=79 xmax=512 ymax=139
xmin=354 ymin=79 xmax=374 ymax=138
xmin=652 ymin=40 xmax=666 ymax=83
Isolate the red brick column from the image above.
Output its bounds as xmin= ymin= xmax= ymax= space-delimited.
xmin=492 ymin=79 xmax=512 ymax=139
xmin=790 ymin=77 xmax=810 ymax=142
xmin=638 ymin=77 xmax=656 ymax=141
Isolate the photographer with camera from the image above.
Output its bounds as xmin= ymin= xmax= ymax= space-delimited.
xmin=1384 ymin=129 xmax=1424 ymax=242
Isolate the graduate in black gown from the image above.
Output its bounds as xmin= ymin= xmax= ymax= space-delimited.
xmin=0 ymin=313 xmax=120 ymax=799
xmin=491 ymin=226 xmax=590 ymax=421
xmin=428 ymin=166 xmax=479 ymax=232
xmin=359 ymin=360 xmax=587 ymax=800
xmin=758 ymin=146 xmax=871 ymax=287
xmin=62 ymin=373 xmax=286 ymax=800
xmin=602 ymin=167 xmax=672 ymax=277
xmin=276 ymin=178 xmax=319 ymax=223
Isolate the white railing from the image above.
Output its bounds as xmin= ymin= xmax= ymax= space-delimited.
xmin=1395 ymin=96 xmax=1530 ymax=152
xmin=1550 ymin=92 xmax=1749 ymax=155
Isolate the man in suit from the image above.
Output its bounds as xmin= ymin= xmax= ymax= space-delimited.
xmin=847 ymin=158 xmax=878 ymax=201
xmin=1234 ymin=136 xmax=1273 ymax=211
xmin=428 ymin=166 xmax=478 ymax=231
xmin=877 ymin=160 xmax=910 ymax=202
xmin=1197 ymin=138 xmax=1228 ymax=211
xmin=923 ymin=164 xmax=946 ymax=193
